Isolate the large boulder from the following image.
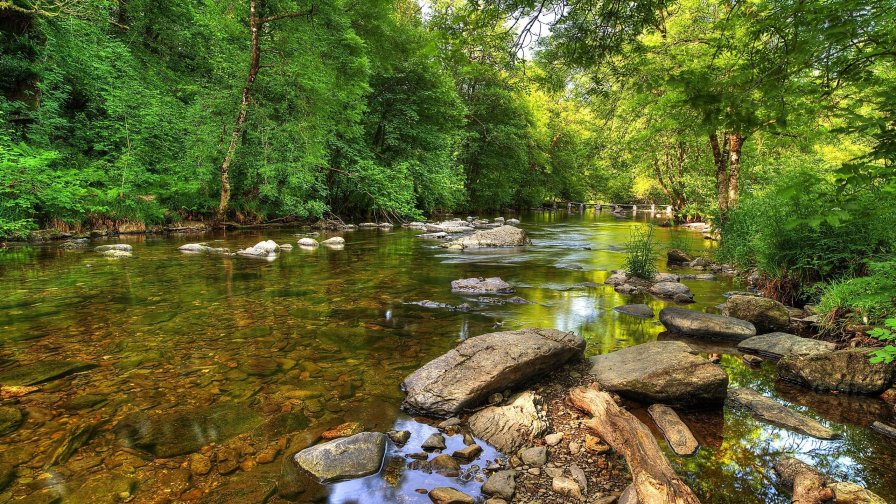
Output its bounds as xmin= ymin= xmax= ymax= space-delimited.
xmin=468 ymin=391 xmax=549 ymax=453
xmin=659 ymin=307 xmax=756 ymax=341
xmin=293 ymin=432 xmax=387 ymax=483
xmin=727 ymin=388 xmax=837 ymax=439
xmin=737 ymin=332 xmax=836 ymax=361
xmin=722 ymin=295 xmax=791 ymax=333
xmin=450 ymin=277 xmax=514 ymax=295
xmin=778 ymin=348 xmax=896 ymax=395
xmin=402 ymin=329 xmax=585 ymax=416
xmin=589 ymin=341 xmax=729 ymax=407
xmin=443 ymin=226 xmax=529 ymax=249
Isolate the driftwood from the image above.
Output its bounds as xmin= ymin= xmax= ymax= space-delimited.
xmin=647 ymin=404 xmax=699 ymax=456
xmin=871 ymin=421 xmax=896 ymax=440
xmin=773 ymin=458 xmax=834 ymax=504
xmin=569 ymin=385 xmax=701 ymax=504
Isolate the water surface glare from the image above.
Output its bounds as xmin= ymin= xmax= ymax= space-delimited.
xmin=0 ymin=210 xmax=893 ymax=503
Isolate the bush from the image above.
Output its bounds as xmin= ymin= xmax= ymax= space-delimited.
xmin=625 ymin=224 xmax=658 ymax=280
xmin=817 ymin=259 xmax=896 ymax=325
xmin=717 ymin=171 xmax=896 ymax=303
xmin=868 ymin=318 xmax=896 ymax=364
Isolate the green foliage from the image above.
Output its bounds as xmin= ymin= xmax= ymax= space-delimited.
xmin=817 ymin=260 xmax=896 ymax=326
xmin=718 ymin=171 xmax=896 ymax=295
xmin=868 ymin=319 xmax=896 ymax=364
xmin=624 ymin=224 xmax=658 ymax=280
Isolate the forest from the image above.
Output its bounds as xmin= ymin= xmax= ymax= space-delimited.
xmin=1 ymin=0 xmax=895 ymax=318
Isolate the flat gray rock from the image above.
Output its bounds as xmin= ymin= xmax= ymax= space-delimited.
xmin=402 ymin=329 xmax=584 ymax=416
xmin=737 ymin=332 xmax=836 ymax=361
xmin=443 ymin=225 xmax=528 ymax=249
xmin=450 ymin=277 xmax=514 ymax=295
xmin=647 ymin=404 xmax=699 ymax=456
xmin=614 ymin=304 xmax=654 ymax=318
xmin=589 ymin=341 xmax=729 ymax=406
xmin=728 ymin=388 xmax=837 ymax=439
xmin=294 ymin=432 xmax=387 ymax=483
xmin=659 ymin=307 xmax=756 ymax=340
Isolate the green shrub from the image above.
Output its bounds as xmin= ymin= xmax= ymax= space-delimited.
xmin=625 ymin=224 xmax=658 ymax=280
xmin=817 ymin=259 xmax=896 ymax=325
xmin=718 ymin=171 xmax=896 ymax=302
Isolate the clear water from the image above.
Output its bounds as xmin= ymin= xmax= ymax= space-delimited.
xmin=0 ymin=210 xmax=893 ymax=503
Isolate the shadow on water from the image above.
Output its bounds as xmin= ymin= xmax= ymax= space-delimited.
xmin=0 ymin=209 xmax=893 ymax=502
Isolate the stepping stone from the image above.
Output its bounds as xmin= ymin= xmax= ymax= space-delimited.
xmin=647 ymin=404 xmax=699 ymax=456
xmin=727 ymin=388 xmax=837 ymax=439
xmin=659 ymin=307 xmax=756 ymax=340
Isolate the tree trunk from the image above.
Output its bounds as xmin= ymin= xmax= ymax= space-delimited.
xmin=218 ymin=0 xmax=262 ymax=220
xmin=569 ymin=385 xmax=701 ymax=504
xmin=726 ymin=133 xmax=744 ymax=210
xmin=709 ymin=132 xmax=728 ymax=215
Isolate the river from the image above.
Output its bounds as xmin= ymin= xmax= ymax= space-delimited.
xmin=0 ymin=210 xmax=893 ymax=503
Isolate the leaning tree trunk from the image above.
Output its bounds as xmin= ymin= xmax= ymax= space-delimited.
xmin=569 ymin=385 xmax=701 ymax=504
xmin=218 ymin=0 xmax=262 ymax=221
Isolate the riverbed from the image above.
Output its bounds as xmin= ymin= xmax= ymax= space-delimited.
xmin=0 ymin=210 xmax=893 ymax=503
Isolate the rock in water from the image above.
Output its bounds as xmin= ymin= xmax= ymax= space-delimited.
xmin=468 ymin=392 xmax=550 ymax=453
xmin=778 ymin=348 xmax=895 ymax=395
xmin=667 ymin=249 xmax=694 ymax=265
xmin=443 ymin=225 xmax=529 ymax=249
xmin=450 ymin=277 xmax=514 ymax=295
xmin=178 ymin=243 xmax=230 ymax=254
xmin=722 ymin=295 xmax=791 ymax=333
xmin=236 ymin=240 xmax=280 ymax=258
xmin=297 ymin=238 xmax=319 ymax=247
xmin=114 ymin=403 xmax=263 ymax=457
xmin=647 ymin=404 xmax=699 ymax=456
xmin=737 ymin=332 xmax=836 ymax=361
xmin=402 ymin=329 xmax=585 ymax=416
xmin=321 ymin=237 xmax=345 ymax=246
xmin=659 ymin=307 xmax=756 ymax=340
xmin=0 ymin=406 xmax=23 ymax=436
xmin=649 ymin=282 xmax=694 ymax=302
xmin=94 ymin=244 xmax=133 ymax=252
xmin=613 ymin=304 xmax=654 ymax=318
xmin=0 ymin=360 xmax=96 ymax=386
xmin=293 ymin=432 xmax=387 ymax=483
xmin=728 ymin=388 xmax=838 ymax=439
xmin=589 ymin=341 xmax=728 ymax=406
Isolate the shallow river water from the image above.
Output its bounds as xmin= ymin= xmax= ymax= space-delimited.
xmin=0 ymin=210 xmax=893 ymax=503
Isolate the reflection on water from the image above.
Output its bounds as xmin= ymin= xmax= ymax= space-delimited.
xmin=0 ymin=210 xmax=893 ymax=503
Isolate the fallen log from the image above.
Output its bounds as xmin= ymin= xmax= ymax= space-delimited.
xmin=647 ymin=404 xmax=699 ymax=456
xmin=569 ymin=385 xmax=701 ymax=504
xmin=871 ymin=421 xmax=896 ymax=440
xmin=773 ymin=458 xmax=834 ymax=504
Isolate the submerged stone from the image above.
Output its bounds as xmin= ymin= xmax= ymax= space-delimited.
xmin=114 ymin=402 xmax=263 ymax=458
xmin=728 ymin=388 xmax=837 ymax=439
xmin=450 ymin=277 xmax=514 ymax=295
xmin=613 ymin=304 xmax=654 ymax=318
xmin=0 ymin=360 xmax=95 ymax=386
xmin=0 ymin=406 xmax=24 ymax=436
